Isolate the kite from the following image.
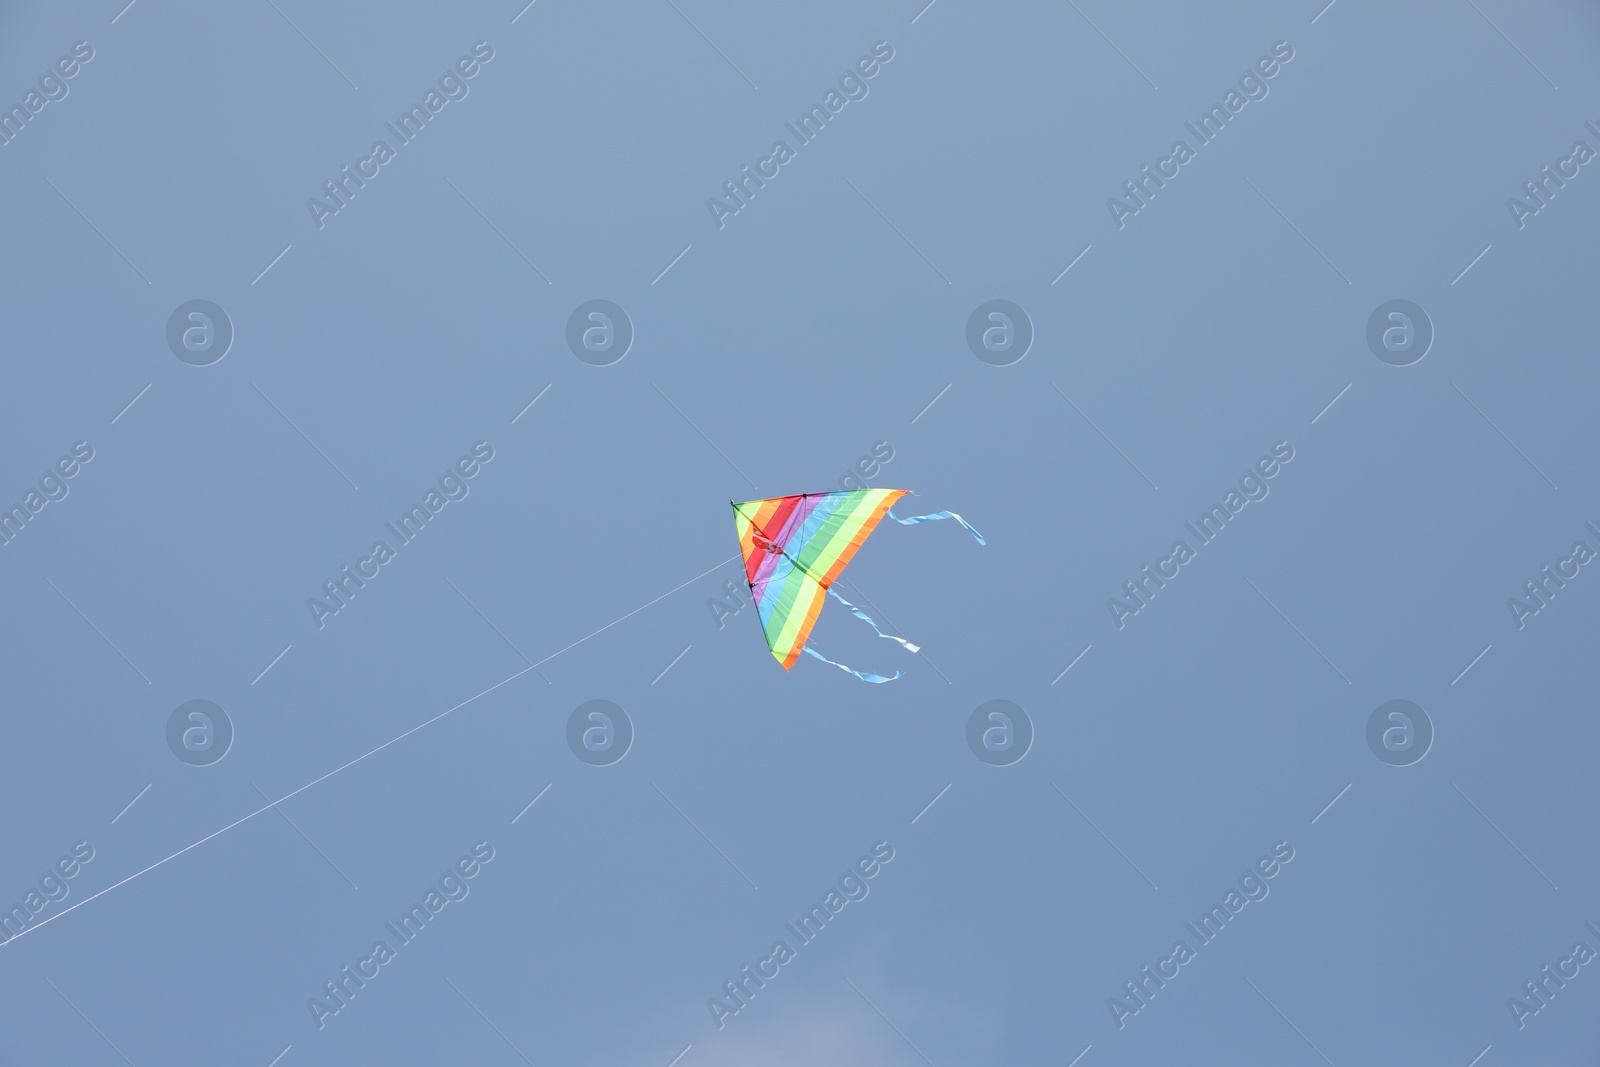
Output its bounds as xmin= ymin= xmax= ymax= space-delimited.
xmin=730 ymin=488 xmax=984 ymax=683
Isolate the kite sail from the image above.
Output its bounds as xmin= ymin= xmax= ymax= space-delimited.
xmin=731 ymin=488 xmax=984 ymax=682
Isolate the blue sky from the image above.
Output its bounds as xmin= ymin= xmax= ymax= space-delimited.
xmin=2 ymin=0 xmax=1599 ymax=1064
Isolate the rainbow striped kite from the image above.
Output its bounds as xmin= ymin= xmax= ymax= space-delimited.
xmin=731 ymin=488 xmax=984 ymax=682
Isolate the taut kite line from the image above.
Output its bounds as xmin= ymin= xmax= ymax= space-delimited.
xmin=731 ymin=488 xmax=984 ymax=683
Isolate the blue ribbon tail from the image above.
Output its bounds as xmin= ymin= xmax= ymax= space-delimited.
xmin=886 ymin=508 xmax=986 ymax=545
xmin=826 ymin=586 xmax=920 ymax=653
xmin=802 ymin=644 xmax=902 ymax=683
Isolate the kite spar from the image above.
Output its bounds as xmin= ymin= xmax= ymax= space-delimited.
xmin=730 ymin=488 xmax=984 ymax=682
